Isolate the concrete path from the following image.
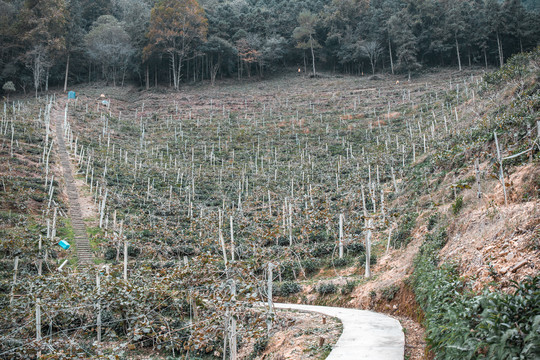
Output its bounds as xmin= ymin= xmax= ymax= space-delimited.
xmin=274 ymin=303 xmax=404 ymax=360
xmin=55 ymin=104 xmax=93 ymax=265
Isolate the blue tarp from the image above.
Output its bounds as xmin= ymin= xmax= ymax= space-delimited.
xmin=68 ymin=91 xmax=76 ymax=99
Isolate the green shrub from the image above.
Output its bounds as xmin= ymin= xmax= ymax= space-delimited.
xmin=280 ymin=260 xmax=320 ymax=280
xmin=332 ymin=257 xmax=350 ymax=268
xmin=380 ymin=284 xmax=400 ymax=302
xmin=341 ymin=280 xmax=357 ymax=295
xmin=427 ymin=213 xmax=439 ymax=231
xmin=412 ymin=227 xmax=540 ymax=359
xmin=346 ymin=242 xmax=365 ymax=255
xmin=317 ymin=283 xmax=337 ymax=295
xmin=483 ymin=51 xmax=532 ymax=87
xmin=452 ymin=196 xmax=464 ymax=215
xmin=128 ymin=245 xmax=140 ymax=257
xmin=358 ymin=253 xmax=377 ymax=266
xmin=301 ymin=259 xmax=321 ymax=276
xmin=277 ymin=236 xmax=289 ymax=246
xmin=421 ymin=228 xmax=448 ymax=255
xmin=249 ymin=336 xmax=269 ymax=359
xmin=308 ymin=230 xmax=330 ymax=243
xmin=104 ymin=247 xmax=117 ymax=260
xmin=312 ymin=243 xmax=333 ymax=257
xmin=170 ymin=245 xmax=195 ymax=256
xmin=280 ymin=261 xmax=299 ymax=280
xmin=392 ymin=213 xmax=418 ymax=248
xmin=275 ymin=281 xmax=302 ymax=296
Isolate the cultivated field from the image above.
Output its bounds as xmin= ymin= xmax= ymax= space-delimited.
xmin=1 ymin=57 xmax=538 ymax=359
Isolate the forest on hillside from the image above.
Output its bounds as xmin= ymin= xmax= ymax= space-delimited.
xmin=0 ymin=0 xmax=539 ymax=95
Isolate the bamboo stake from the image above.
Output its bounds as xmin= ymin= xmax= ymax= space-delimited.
xmin=38 ymin=236 xmax=42 ymax=276
xmin=219 ymin=210 xmax=227 ymax=267
xmin=124 ymin=241 xmax=128 ymax=281
xmin=365 ymin=219 xmax=373 ymax=278
xmin=338 ymin=214 xmax=344 ymax=259
xmin=494 ymin=132 xmax=507 ymax=206
xmin=475 ymin=159 xmax=482 ymax=198
xmin=386 ymin=226 xmax=393 ymax=254
xmin=36 ymin=298 xmax=41 ymax=342
xmin=10 ymin=256 xmax=19 ymax=305
xmin=58 ymin=259 xmax=69 ymax=272
xmin=267 ymin=263 xmax=273 ymax=315
xmin=230 ymin=280 xmax=237 ymax=360
xmin=230 ymin=215 xmax=235 ymax=262
xmin=97 ymin=273 xmax=102 ymax=342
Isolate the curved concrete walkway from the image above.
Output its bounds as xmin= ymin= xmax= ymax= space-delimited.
xmin=274 ymin=303 xmax=404 ymax=359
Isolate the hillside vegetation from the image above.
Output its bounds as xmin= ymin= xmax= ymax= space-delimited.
xmin=0 ymin=49 xmax=539 ymax=359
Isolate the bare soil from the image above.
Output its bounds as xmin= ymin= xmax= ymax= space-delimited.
xmin=243 ymin=309 xmax=342 ymax=360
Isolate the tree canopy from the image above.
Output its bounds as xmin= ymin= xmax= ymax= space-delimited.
xmin=0 ymin=0 xmax=539 ymax=93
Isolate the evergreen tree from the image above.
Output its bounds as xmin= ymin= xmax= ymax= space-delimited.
xmin=200 ymin=35 xmax=236 ymax=85
xmin=485 ymin=0 xmax=506 ymax=67
xmin=444 ymin=0 xmax=470 ymax=71
xmin=85 ymin=15 xmax=134 ymax=86
xmin=112 ymin=0 xmax=151 ymax=86
xmin=2 ymin=0 xmax=540 ymax=89
xmin=388 ymin=8 xmax=420 ymax=79
xmin=293 ymin=10 xmax=321 ymax=76
xmin=19 ymin=0 xmax=69 ymax=96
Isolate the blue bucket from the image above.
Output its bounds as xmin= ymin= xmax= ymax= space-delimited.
xmin=58 ymin=240 xmax=71 ymax=250
xmin=68 ymin=91 xmax=76 ymax=99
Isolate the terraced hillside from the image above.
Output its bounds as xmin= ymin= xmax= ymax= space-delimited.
xmin=0 ymin=49 xmax=538 ymax=359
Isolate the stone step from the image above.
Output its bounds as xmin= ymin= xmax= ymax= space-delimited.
xmin=56 ymin=118 xmax=94 ymax=266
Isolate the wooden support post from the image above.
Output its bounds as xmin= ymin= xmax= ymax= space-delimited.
xmin=38 ymin=236 xmax=42 ymax=276
xmin=230 ymin=280 xmax=237 ymax=360
xmin=36 ymin=298 xmax=42 ymax=341
xmin=338 ymin=214 xmax=344 ymax=259
xmin=123 ymin=241 xmax=128 ymax=281
xmin=268 ymin=263 xmax=273 ymax=314
xmin=219 ymin=210 xmax=227 ymax=267
xmin=386 ymin=225 xmax=393 ymax=254
xmin=475 ymin=159 xmax=482 ymax=199
xmin=58 ymin=259 xmax=69 ymax=272
xmin=99 ymin=190 xmax=108 ymax=228
xmin=391 ymin=166 xmax=398 ymax=193
xmin=230 ymin=215 xmax=235 ymax=262
xmin=268 ymin=190 xmax=272 ymax=216
xmin=10 ymin=256 xmax=19 ymax=305
xmin=381 ymin=189 xmax=386 ymax=222
xmin=365 ymin=219 xmax=372 ymax=278
xmin=288 ymin=203 xmax=293 ymax=246
xmin=494 ymin=132 xmax=507 ymax=206
xmin=96 ymin=273 xmax=102 ymax=342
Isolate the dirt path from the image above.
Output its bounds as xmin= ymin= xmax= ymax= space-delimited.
xmin=274 ymin=303 xmax=404 ymax=360
xmin=54 ymin=103 xmax=93 ymax=265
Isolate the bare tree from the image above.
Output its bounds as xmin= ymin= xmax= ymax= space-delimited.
xmin=25 ymin=45 xmax=51 ymax=98
xmin=144 ymin=0 xmax=208 ymax=90
xmin=359 ymin=41 xmax=383 ymax=75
